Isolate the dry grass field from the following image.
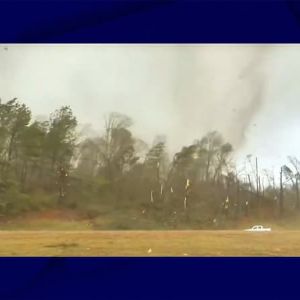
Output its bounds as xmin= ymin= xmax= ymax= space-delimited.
xmin=0 ymin=230 xmax=300 ymax=256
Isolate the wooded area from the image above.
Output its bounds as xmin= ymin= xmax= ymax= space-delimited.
xmin=0 ymin=98 xmax=298 ymax=229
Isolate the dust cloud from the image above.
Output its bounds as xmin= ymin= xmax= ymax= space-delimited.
xmin=0 ymin=44 xmax=299 ymax=168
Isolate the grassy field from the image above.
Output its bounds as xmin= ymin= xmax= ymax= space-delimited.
xmin=0 ymin=230 xmax=300 ymax=256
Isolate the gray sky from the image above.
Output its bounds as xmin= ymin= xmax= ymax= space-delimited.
xmin=1 ymin=44 xmax=300 ymax=172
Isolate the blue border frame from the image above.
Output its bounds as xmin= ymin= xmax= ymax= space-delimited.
xmin=1 ymin=0 xmax=300 ymax=43
xmin=1 ymin=0 xmax=300 ymax=299
xmin=0 ymin=257 xmax=299 ymax=299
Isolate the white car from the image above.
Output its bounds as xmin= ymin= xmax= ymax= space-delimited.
xmin=244 ymin=225 xmax=271 ymax=232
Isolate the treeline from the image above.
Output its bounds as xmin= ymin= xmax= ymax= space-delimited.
xmin=0 ymin=98 xmax=298 ymax=228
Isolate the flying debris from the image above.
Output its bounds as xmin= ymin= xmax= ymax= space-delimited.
xmin=150 ymin=190 xmax=154 ymax=203
xmin=185 ymin=179 xmax=190 ymax=190
xmin=223 ymin=196 xmax=230 ymax=211
xmin=183 ymin=179 xmax=191 ymax=210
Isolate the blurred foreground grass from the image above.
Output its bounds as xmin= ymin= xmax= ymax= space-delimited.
xmin=0 ymin=230 xmax=300 ymax=256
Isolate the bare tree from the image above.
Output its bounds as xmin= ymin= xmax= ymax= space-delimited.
xmin=283 ymin=156 xmax=300 ymax=210
xmin=279 ymin=166 xmax=284 ymax=217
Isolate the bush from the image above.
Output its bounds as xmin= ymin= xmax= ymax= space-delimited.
xmin=0 ymin=180 xmax=56 ymax=216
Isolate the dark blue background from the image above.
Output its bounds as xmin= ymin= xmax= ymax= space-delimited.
xmin=1 ymin=0 xmax=300 ymax=299
xmin=1 ymin=0 xmax=300 ymax=42
xmin=1 ymin=257 xmax=300 ymax=299
xmin=0 ymin=256 xmax=300 ymax=300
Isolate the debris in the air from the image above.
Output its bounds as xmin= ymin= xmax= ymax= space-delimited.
xmin=185 ymin=179 xmax=190 ymax=189
xmin=150 ymin=190 xmax=154 ymax=203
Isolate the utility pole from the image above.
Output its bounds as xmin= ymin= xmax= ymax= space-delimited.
xmin=258 ymin=175 xmax=262 ymax=213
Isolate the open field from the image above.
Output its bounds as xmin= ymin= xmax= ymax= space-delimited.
xmin=0 ymin=230 xmax=300 ymax=256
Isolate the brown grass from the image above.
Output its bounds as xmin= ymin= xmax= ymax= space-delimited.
xmin=0 ymin=230 xmax=300 ymax=256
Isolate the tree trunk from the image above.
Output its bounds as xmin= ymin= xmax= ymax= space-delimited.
xmin=236 ymin=177 xmax=240 ymax=218
xmin=255 ymin=157 xmax=259 ymax=202
xmin=296 ymin=177 xmax=300 ymax=210
xmin=20 ymin=160 xmax=28 ymax=191
xmin=258 ymin=176 xmax=262 ymax=216
xmin=279 ymin=167 xmax=284 ymax=217
xmin=7 ymin=131 xmax=17 ymax=162
xmin=205 ymin=155 xmax=211 ymax=182
xmin=246 ymin=174 xmax=252 ymax=217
